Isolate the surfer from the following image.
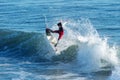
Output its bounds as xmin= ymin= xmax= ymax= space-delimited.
xmin=48 ymin=22 xmax=64 ymax=47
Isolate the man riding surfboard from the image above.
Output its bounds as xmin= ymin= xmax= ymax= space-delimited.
xmin=46 ymin=22 xmax=64 ymax=47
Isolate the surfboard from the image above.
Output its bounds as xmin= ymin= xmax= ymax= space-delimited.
xmin=45 ymin=28 xmax=58 ymax=52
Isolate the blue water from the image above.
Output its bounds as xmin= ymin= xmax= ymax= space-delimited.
xmin=0 ymin=0 xmax=120 ymax=80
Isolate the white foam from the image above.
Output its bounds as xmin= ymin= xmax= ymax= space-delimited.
xmin=75 ymin=19 xmax=119 ymax=72
xmin=58 ymin=18 xmax=119 ymax=72
xmin=77 ymin=36 xmax=118 ymax=72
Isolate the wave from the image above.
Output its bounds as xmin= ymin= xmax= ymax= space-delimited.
xmin=0 ymin=29 xmax=78 ymax=62
xmin=0 ymin=29 xmax=47 ymax=61
xmin=0 ymin=18 xmax=119 ymax=73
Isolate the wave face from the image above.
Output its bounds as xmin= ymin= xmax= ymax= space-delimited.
xmin=0 ymin=28 xmax=78 ymax=62
xmin=0 ymin=29 xmax=52 ymax=61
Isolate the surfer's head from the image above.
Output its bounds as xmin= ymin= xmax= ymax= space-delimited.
xmin=57 ymin=22 xmax=62 ymax=27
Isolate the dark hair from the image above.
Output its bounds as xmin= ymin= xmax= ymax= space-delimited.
xmin=57 ymin=22 xmax=62 ymax=26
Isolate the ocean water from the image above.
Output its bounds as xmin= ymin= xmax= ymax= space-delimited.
xmin=0 ymin=0 xmax=120 ymax=80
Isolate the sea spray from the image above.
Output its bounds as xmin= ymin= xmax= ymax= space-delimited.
xmin=77 ymin=19 xmax=118 ymax=72
xmin=52 ymin=18 xmax=119 ymax=72
xmin=77 ymin=36 xmax=118 ymax=72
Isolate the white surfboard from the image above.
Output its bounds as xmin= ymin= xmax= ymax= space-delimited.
xmin=45 ymin=28 xmax=58 ymax=53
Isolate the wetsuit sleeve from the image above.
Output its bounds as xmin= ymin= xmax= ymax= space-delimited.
xmin=52 ymin=30 xmax=59 ymax=33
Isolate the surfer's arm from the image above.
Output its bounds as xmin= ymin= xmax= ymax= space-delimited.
xmin=51 ymin=30 xmax=59 ymax=33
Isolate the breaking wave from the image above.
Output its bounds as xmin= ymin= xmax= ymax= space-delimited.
xmin=0 ymin=18 xmax=119 ymax=73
